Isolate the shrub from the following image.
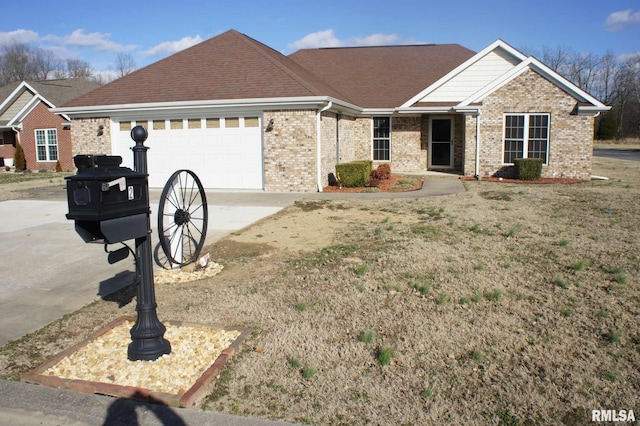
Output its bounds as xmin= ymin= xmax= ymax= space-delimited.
xmin=55 ymin=160 xmax=63 ymax=172
xmin=371 ymin=164 xmax=391 ymax=180
xmin=514 ymin=158 xmax=543 ymax=180
xmin=367 ymin=164 xmax=391 ymax=187
xmin=14 ymin=142 xmax=26 ymax=170
xmin=335 ymin=160 xmax=373 ymax=187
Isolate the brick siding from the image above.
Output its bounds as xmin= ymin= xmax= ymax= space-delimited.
xmin=262 ymin=109 xmax=318 ymax=192
xmin=70 ymin=117 xmax=112 ymax=159
xmin=468 ymin=69 xmax=594 ymax=180
xmin=20 ymin=102 xmax=73 ymax=171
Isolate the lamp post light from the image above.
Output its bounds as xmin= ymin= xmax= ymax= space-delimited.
xmin=127 ymin=125 xmax=171 ymax=361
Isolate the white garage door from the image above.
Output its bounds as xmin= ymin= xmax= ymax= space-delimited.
xmin=112 ymin=116 xmax=263 ymax=189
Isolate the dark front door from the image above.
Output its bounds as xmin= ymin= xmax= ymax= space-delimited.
xmin=429 ymin=118 xmax=453 ymax=168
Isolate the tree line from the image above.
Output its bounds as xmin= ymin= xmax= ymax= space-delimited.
xmin=0 ymin=42 xmax=136 ymax=85
xmin=523 ymin=45 xmax=640 ymax=140
xmin=1 ymin=41 xmax=638 ymax=139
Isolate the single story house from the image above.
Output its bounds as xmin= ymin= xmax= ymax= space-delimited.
xmin=0 ymin=78 xmax=101 ymax=170
xmin=54 ymin=30 xmax=609 ymax=191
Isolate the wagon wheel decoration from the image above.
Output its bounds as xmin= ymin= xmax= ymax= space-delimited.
xmin=158 ymin=169 xmax=208 ymax=266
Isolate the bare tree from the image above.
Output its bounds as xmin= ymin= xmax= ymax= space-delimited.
xmin=65 ymin=58 xmax=93 ymax=79
xmin=115 ymin=52 xmax=136 ymax=78
xmin=566 ymin=51 xmax=603 ymax=95
xmin=541 ymin=45 xmax=573 ymax=72
xmin=0 ymin=43 xmax=33 ymax=84
xmin=31 ymin=48 xmax=61 ymax=80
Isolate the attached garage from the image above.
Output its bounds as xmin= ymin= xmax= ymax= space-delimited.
xmin=112 ymin=115 xmax=263 ymax=189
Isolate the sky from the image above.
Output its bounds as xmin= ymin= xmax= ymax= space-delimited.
xmin=1 ymin=0 xmax=639 ymax=81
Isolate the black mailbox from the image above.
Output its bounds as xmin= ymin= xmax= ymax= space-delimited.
xmin=66 ymin=155 xmax=149 ymax=244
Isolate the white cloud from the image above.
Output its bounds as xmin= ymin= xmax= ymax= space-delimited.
xmin=604 ymin=9 xmax=640 ymax=31
xmin=288 ymin=29 xmax=342 ymax=50
xmin=288 ymin=29 xmax=419 ymax=52
xmin=141 ymin=35 xmax=203 ymax=57
xmin=43 ymin=29 xmax=137 ymax=53
xmin=350 ymin=33 xmax=400 ymax=46
xmin=0 ymin=29 xmax=39 ymax=45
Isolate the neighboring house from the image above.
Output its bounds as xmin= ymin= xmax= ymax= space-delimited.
xmin=55 ymin=30 xmax=609 ymax=191
xmin=0 ymin=78 xmax=100 ymax=170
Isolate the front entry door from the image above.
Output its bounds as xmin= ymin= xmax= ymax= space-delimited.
xmin=429 ymin=117 xmax=453 ymax=169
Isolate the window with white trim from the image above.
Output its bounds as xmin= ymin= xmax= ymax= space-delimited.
xmin=503 ymin=113 xmax=549 ymax=164
xmin=35 ymin=129 xmax=58 ymax=162
xmin=373 ymin=117 xmax=391 ymax=161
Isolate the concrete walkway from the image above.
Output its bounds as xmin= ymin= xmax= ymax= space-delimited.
xmin=0 ymin=174 xmax=464 ymax=426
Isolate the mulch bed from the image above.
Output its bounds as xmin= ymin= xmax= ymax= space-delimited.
xmin=322 ymin=175 xmax=423 ymax=193
xmin=460 ymin=176 xmax=585 ymax=184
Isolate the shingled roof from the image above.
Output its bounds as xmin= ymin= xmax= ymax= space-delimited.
xmin=289 ymin=44 xmax=475 ymax=108
xmin=63 ymin=30 xmax=478 ymax=110
xmin=63 ymin=30 xmax=353 ymax=108
xmin=0 ymin=78 xmax=100 ymax=107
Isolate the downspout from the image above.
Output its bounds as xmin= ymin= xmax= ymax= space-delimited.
xmin=316 ymin=101 xmax=332 ymax=192
xmin=475 ymin=110 xmax=481 ymax=180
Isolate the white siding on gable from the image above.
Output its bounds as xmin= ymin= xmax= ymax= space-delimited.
xmin=0 ymin=90 xmax=35 ymax=122
xmin=420 ymin=47 xmax=521 ymax=103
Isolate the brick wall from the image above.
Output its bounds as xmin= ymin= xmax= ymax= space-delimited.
xmin=262 ymin=109 xmax=318 ymax=192
xmin=70 ymin=117 xmax=112 ymax=160
xmin=464 ymin=115 xmax=478 ymax=176
xmin=473 ymin=69 xmax=594 ymax=179
xmin=389 ymin=116 xmax=425 ymax=172
xmin=320 ymin=111 xmax=338 ymax=189
xmin=20 ymin=102 xmax=73 ymax=171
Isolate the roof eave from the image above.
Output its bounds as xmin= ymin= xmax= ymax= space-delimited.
xmin=395 ymin=106 xmax=456 ymax=114
xmin=576 ymin=105 xmax=611 ymax=116
xmin=53 ymin=96 xmax=352 ymax=117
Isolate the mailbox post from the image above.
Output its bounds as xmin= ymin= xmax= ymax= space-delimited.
xmin=127 ymin=126 xmax=171 ymax=361
xmin=65 ymin=126 xmax=171 ymax=361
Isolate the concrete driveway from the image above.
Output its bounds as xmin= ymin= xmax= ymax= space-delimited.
xmin=0 ymin=188 xmax=294 ymax=346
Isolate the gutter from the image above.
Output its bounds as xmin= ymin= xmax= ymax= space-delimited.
xmin=53 ymin=96 xmax=361 ymax=118
xmin=475 ymin=110 xmax=481 ymax=179
xmin=316 ymin=101 xmax=333 ymax=192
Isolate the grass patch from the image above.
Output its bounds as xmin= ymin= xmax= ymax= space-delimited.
xmin=485 ymin=289 xmax=503 ymax=302
xmin=354 ymin=264 xmax=368 ymax=276
xmin=572 ymin=260 xmax=589 ymax=272
xmin=410 ymin=224 xmax=440 ymax=238
xmin=608 ymin=329 xmax=622 ymax=344
xmin=390 ymin=175 xmax=424 ymax=192
xmin=302 ymin=366 xmax=317 ymax=380
xmin=553 ymin=277 xmax=569 ymax=289
xmin=0 ymin=171 xmax=71 ymax=185
xmin=435 ymin=293 xmax=448 ymax=305
xmin=295 ymin=302 xmax=308 ymax=312
xmin=604 ymin=368 xmax=618 ymax=382
xmin=377 ymin=347 xmax=395 ymax=366
xmin=471 ymin=349 xmax=485 ymax=362
xmin=412 ymin=283 xmax=430 ymax=295
xmin=358 ymin=330 xmax=375 ymax=344
xmin=289 ymin=357 xmax=301 ymax=369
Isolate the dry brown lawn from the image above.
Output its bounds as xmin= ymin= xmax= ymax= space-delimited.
xmin=1 ymin=155 xmax=639 ymax=425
